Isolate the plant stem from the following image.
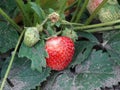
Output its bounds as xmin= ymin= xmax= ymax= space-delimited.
xmin=75 ymin=0 xmax=89 ymax=23
xmin=37 ymin=17 xmax=48 ymax=32
xmin=84 ymin=25 xmax=120 ymax=33
xmin=0 ymin=8 xmax=22 ymax=33
xmin=85 ymin=0 xmax=108 ymax=25
xmin=41 ymin=17 xmax=48 ymax=26
xmin=71 ymin=0 xmax=82 ymax=22
xmin=15 ymin=0 xmax=32 ymax=26
xmin=0 ymin=30 xmax=25 ymax=90
xmin=61 ymin=20 xmax=83 ymax=26
xmin=74 ymin=19 xmax=120 ymax=30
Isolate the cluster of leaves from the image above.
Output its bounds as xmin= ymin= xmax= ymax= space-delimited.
xmin=0 ymin=0 xmax=120 ymax=90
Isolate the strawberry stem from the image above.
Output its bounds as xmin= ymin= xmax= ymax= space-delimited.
xmin=74 ymin=19 xmax=120 ymax=30
xmin=61 ymin=20 xmax=83 ymax=26
xmin=85 ymin=25 xmax=120 ymax=32
xmin=0 ymin=30 xmax=25 ymax=90
xmin=71 ymin=0 xmax=82 ymax=22
xmin=75 ymin=0 xmax=89 ymax=23
xmin=41 ymin=17 xmax=49 ymax=26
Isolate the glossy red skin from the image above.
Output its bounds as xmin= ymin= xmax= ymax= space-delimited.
xmin=45 ymin=36 xmax=75 ymax=71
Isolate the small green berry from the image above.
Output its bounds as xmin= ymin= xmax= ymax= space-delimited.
xmin=23 ymin=27 xmax=40 ymax=47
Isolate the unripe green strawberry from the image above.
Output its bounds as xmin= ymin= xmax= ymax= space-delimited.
xmin=23 ymin=27 xmax=40 ymax=47
xmin=62 ymin=28 xmax=78 ymax=42
xmin=45 ymin=36 xmax=75 ymax=71
xmin=87 ymin=0 xmax=120 ymax=22
xmin=98 ymin=3 xmax=120 ymax=22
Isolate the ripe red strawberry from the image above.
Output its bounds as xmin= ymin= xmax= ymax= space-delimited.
xmin=45 ymin=36 xmax=75 ymax=71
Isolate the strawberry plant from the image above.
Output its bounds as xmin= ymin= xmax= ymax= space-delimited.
xmin=0 ymin=0 xmax=120 ymax=90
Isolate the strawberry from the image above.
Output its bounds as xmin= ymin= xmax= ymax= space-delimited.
xmin=87 ymin=0 xmax=120 ymax=22
xmin=45 ymin=36 xmax=75 ymax=71
xmin=98 ymin=2 xmax=120 ymax=22
xmin=87 ymin=0 xmax=103 ymax=14
xmin=87 ymin=0 xmax=118 ymax=14
xmin=23 ymin=27 xmax=40 ymax=47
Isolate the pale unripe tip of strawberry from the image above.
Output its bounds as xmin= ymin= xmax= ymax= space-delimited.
xmin=23 ymin=27 xmax=40 ymax=47
xmin=62 ymin=28 xmax=78 ymax=42
xmin=45 ymin=36 xmax=75 ymax=71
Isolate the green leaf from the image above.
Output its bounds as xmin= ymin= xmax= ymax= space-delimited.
xmin=79 ymin=50 xmax=114 ymax=73
xmin=77 ymin=31 xmax=99 ymax=43
xmin=42 ymin=50 xmax=116 ymax=90
xmin=69 ymin=31 xmax=98 ymax=68
xmin=0 ymin=0 xmax=18 ymax=18
xmin=106 ymin=32 xmax=120 ymax=64
xmin=103 ymin=31 xmax=119 ymax=41
xmin=0 ymin=22 xmax=19 ymax=53
xmin=30 ymin=2 xmax=45 ymax=23
xmin=70 ymin=41 xmax=95 ymax=67
xmin=1 ymin=56 xmax=51 ymax=90
xmin=18 ymin=40 xmax=47 ymax=72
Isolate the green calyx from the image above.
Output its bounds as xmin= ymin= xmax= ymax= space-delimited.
xmin=23 ymin=27 xmax=40 ymax=47
xmin=98 ymin=3 xmax=120 ymax=23
xmin=62 ymin=28 xmax=78 ymax=42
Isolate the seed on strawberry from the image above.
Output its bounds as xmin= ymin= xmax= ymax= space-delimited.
xmin=45 ymin=36 xmax=75 ymax=71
